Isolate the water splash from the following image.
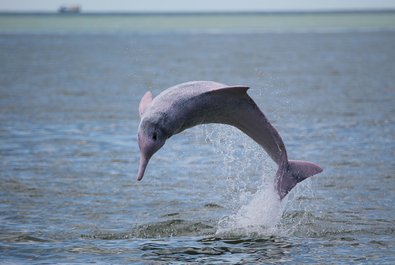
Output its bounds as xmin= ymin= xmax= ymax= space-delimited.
xmin=216 ymin=182 xmax=285 ymax=236
xmin=201 ymin=125 xmax=280 ymax=234
xmin=202 ymin=124 xmax=315 ymax=237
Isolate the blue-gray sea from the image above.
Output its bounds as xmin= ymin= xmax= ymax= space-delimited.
xmin=0 ymin=13 xmax=395 ymax=264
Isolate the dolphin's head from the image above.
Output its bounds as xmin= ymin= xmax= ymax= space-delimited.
xmin=136 ymin=118 xmax=168 ymax=181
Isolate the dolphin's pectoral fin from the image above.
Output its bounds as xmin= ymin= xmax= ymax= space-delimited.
xmin=205 ymin=85 xmax=250 ymax=96
xmin=139 ymin=91 xmax=153 ymax=118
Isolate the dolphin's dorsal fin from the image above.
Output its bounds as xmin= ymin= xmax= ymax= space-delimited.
xmin=206 ymin=85 xmax=249 ymax=96
xmin=139 ymin=91 xmax=153 ymax=117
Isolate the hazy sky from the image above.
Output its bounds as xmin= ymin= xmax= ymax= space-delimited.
xmin=1 ymin=0 xmax=395 ymax=12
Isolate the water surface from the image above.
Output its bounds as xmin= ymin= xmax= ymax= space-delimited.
xmin=0 ymin=13 xmax=395 ymax=264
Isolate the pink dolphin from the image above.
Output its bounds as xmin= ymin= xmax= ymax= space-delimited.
xmin=137 ymin=81 xmax=323 ymax=199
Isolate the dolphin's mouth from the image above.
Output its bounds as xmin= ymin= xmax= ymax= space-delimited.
xmin=136 ymin=155 xmax=149 ymax=181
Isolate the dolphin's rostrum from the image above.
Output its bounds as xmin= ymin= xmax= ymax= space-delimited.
xmin=137 ymin=81 xmax=323 ymax=200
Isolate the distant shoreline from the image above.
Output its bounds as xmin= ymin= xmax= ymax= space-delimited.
xmin=0 ymin=9 xmax=395 ymax=16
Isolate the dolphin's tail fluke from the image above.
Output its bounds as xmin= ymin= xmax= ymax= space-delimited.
xmin=276 ymin=160 xmax=323 ymax=200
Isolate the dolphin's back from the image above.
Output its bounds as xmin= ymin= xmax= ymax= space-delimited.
xmin=150 ymin=81 xmax=228 ymax=114
xmin=157 ymin=81 xmax=228 ymax=98
xmin=148 ymin=81 xmax=248 ymax=133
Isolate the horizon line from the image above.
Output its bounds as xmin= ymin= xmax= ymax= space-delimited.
xmin=1 ymin=8 xmax=395 ymax=15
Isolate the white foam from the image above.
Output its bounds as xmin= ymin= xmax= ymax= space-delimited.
xmin=216 ymin=181 xmax=286 ymax=236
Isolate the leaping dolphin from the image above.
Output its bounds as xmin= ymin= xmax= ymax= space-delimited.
xmin=137 ymin=81 xmax=323 ymax=200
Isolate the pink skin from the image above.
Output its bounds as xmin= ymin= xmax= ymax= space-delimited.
xmin=136 ymin=133 xmax=151 ymax=181
xmin=136 ymin=81 xmax=323 ymax=199
xmin=136 ymin=128 xmax=166 ymax=181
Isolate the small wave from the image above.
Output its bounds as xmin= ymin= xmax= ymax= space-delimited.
xmin=82 ymin=219 xmax=215 ymax=239
xmin=139 ymin=235 xmax=294 ymax=264
xmin=134 ymin=219 xmax=215 ymax=238
xmin=1 ymin=234 xmax=50 ymax=243
xmin=204 ymin=203 xmax=224 ymax=209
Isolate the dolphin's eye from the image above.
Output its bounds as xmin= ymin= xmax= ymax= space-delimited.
xmin=152 ymin=132 xmax=157 ymax=141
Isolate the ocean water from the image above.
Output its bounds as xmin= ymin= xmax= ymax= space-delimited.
xmin=0 ymin=13 xmax=395 ymax=264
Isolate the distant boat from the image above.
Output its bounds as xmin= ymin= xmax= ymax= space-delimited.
xmin=58 ymin=5 xmax=81 ymax=14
